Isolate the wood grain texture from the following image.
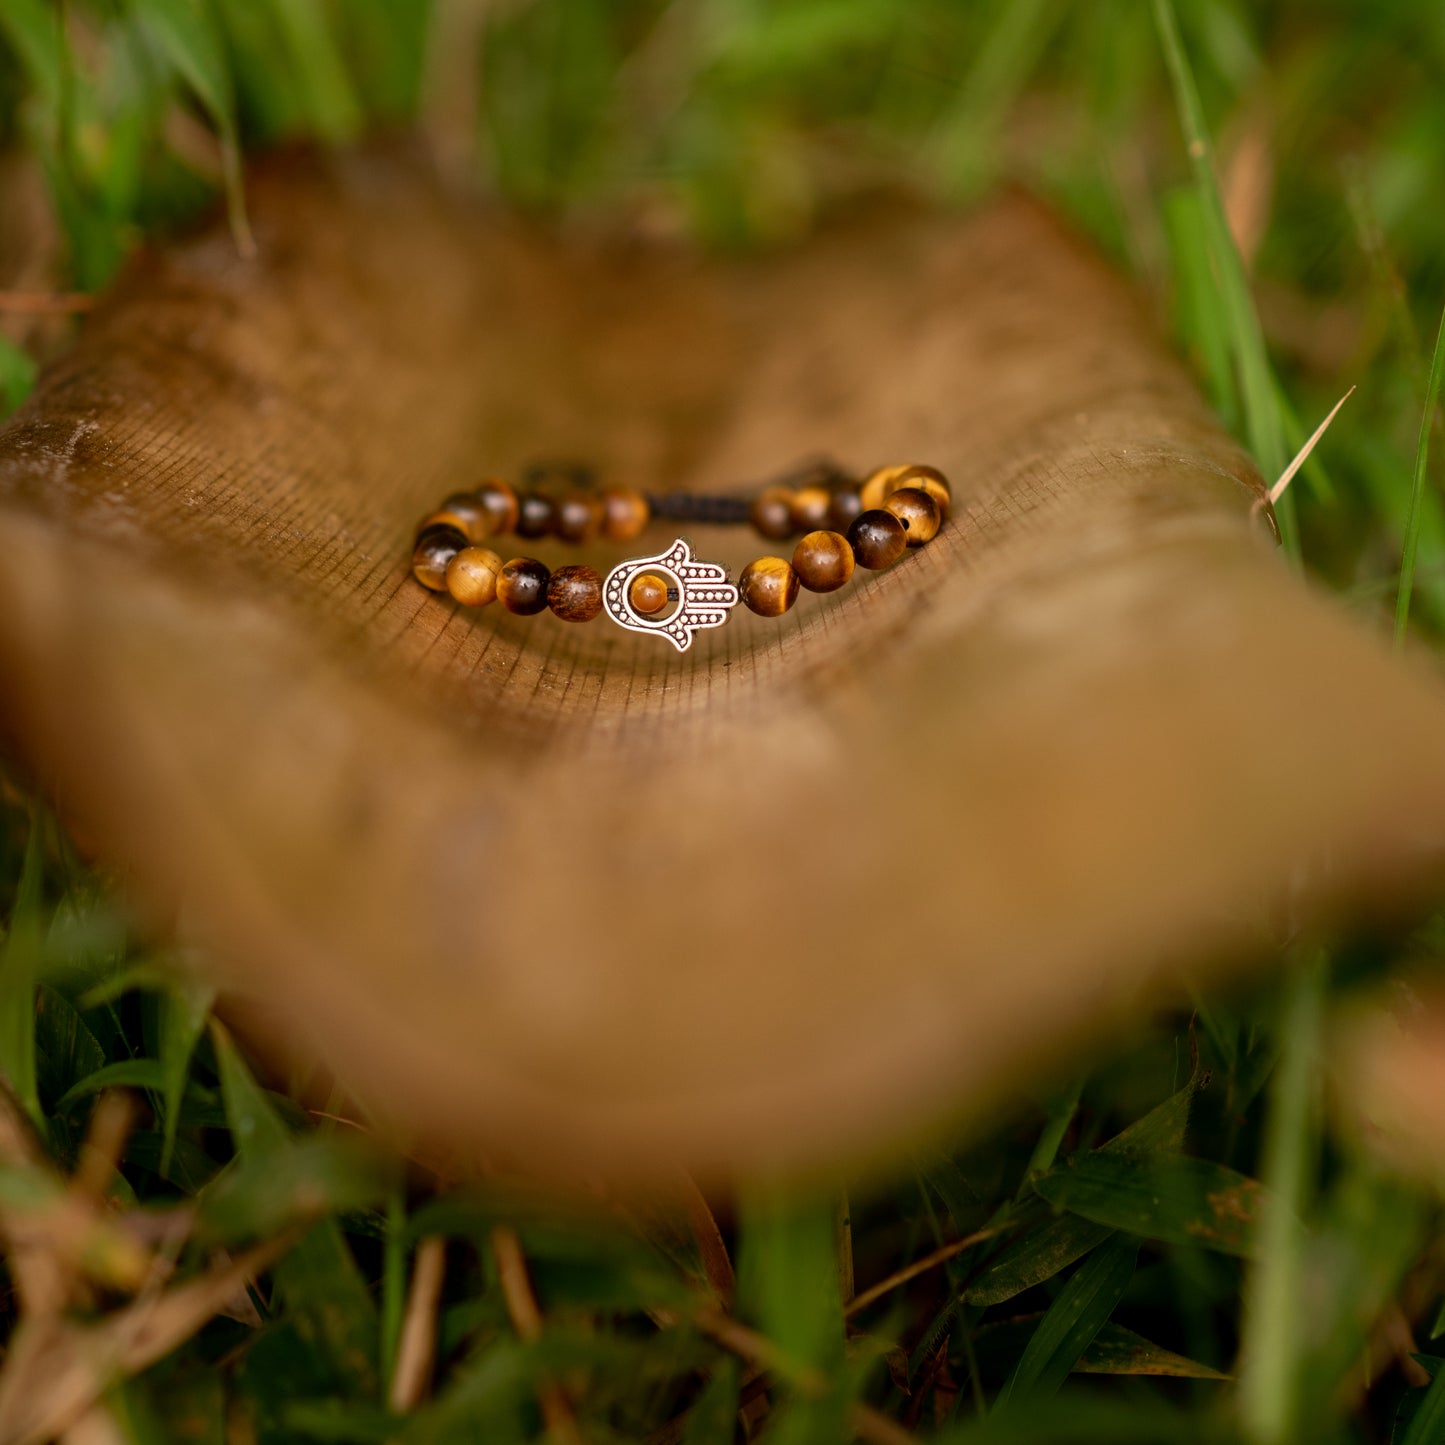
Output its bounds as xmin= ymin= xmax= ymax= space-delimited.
xmin=0 ymin=147 xmax=1443 ymax=1183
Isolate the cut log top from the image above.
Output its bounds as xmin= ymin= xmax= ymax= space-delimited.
xmin=0 ymin=148 xmax=1440 ymax=1184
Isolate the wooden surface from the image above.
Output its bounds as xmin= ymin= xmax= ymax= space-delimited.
xmin=0 ymin=147 xmax=1443 ymax=1183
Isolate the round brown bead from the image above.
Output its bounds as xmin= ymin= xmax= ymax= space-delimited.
xmin=515 ymin=491 xmax=556 ymax=539
xmin=884 ymin=486 xmax=942 ymax=546
xmin=826 ymin=488 xmax=863 ymax=533
xmin=547 ymin=564 xmax=603 ymax=622
xmin=601 ymin=487 xmax=650 ymax=542
xmin=739 ymin=556 xmax=800 ymax=617
xmin=629 ymin=572 xmax=670 ymax=615
xmin=885 ymin=464 xmax=950 ymax=517
xmin=859 ymin=465 xmax=909 ymax=512
xmin=790 ymin=485 xmax=832 ymax=534
xmin=475 ymin=480 xmax=520 ymax=535
xmin=555 ymin=491 xmax=603 ymax=544
xmin=412 ymin=523 xmax=467 ymax=591
xmin=445 ymin=545 xmax=503 ymax=606
xmin=847 ymin=509 xmax=907 ymax=570
xmin=750 ymin=486 xmax=796 ymax=541
xmin=497 ymin=557 xmax=551 ymax=615
xmin=422 ymin=493 xmax=493 ymax=543
xmin=792 ymin=530 xmax=855 ymax=593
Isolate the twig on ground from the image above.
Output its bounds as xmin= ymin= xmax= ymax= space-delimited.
xmin=845 ymin=1227 xmax=1001 ymax=1319
xmin=491 ymin=1224 xmax=584 ymax=1444
xmin=388 ymin=1236 xmax=448 ymax=1411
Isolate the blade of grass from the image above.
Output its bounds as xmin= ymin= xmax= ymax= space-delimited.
xmin=157 ymin=976 xmax=213 ymax=1176
xmin=1394 ymin=302 xmax=1445 ymax=653
xmin=1152 ymin=0 xmax=1292 ymax=558
xmin=1402 ymin=1360 xmax=1445 ymax=1445
xmin=0 ymin=821 xmax=45 ymax=1136
xmin=994 ymin=1234 xmax=1139 ymax=1408
xmin=1237 ymin=952 xmax=1325 ymax=1445
xmin=131 ymin=0 xmax=254 ymax=257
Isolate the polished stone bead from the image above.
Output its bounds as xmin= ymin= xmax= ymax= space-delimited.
xmin=739 ymin=556 xmax=800 ymax=616
xmin=750 ymin=486 xmax=796 ymax=540
xmin=859 ymin=465 xmax=909 ymax=512
xmin=629 ymin=572 xmax=670 ymax=615
xmin=515 ymin=491 xmax=556 ymax=539
xmin=497 ymin=557 xmax=551 ymax=614
xmin=790 ymin=485 xmax=832 ymax=534
xmin=884 ymin=486 xmax=942 ymax=546
xmin=601 ymin=487 xmax=650 ymax=542
xmin=547 ymin=564 xmax=604 ymax=622
xmin=555 ymin=491 xmax=603 ymax=544
xmin=885 ymin=464 xmax=950 ymax=516
xmin=826 ymin=488 xmax=863 ymax=533
xmin=412 ymin=523 xmax=468 ymax=591
xmin=445 ymin=546 xmax=504 ymax=606
xmin=475 ymin=480 xmax=520 ymax=535
xmin=847 ymin=509 xmax=907 ymax=570
xmin=422 ymin=493 xmax=493 ymax=543
xmin=792 ymin=530 xmax=855 ymax=593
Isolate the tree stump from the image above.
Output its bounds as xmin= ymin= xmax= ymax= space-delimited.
xmin=0 ymin=148 xmax=1442 ymax=1182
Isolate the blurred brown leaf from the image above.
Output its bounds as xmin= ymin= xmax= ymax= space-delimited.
xmin=0 ymin=147 xmax=1442 ymax=1184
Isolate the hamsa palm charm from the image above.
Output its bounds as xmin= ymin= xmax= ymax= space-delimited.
xmin=603 ymin=537 xmax=740 ymax=651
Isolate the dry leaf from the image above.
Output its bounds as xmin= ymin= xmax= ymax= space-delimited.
xmin=0 ymin=148 xmax=1442 ymax=1184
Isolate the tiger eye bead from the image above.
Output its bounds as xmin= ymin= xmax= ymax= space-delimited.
xmin=750 ymin=486 xmax=796 ymax=541
xmin=792 ymin=530 xmax=855 ymax=593
xmin=859 ymin=465 xmax=909 ymax=512
xmin=547 ymin=564 xmax=604 ymax=622
xmin=790 ymin=485 xmax=832 ymax=534
xmin=422 ymin=492 xmax=493 ymax=543
xmin=884 ymin=486 xmax=942 ymax=546
xmin=885 ymin=464 xmax=951 ymax=517
xmin=601 ymin=487 xmax=650 ymax=542
xmin=445 ymin=545 xmax=503 ymax=606
xmin=475 ymin=480 xmax=520 ymax=535
xmin=826 ymin=488 xmax=863 ymax=533
xmin=515 ymin=491 xmax=556 ymax=539
xmin=555 ymin=490 xmax=603 ymax=544
xmin=847 ymin=509 xmax=908 ymax=570
xmin=629 ymin=572 xmax=670 ymax=615
xmin=497 ymin=557 xmax=551 ymax=615
xmin=739 ymin=556 xmax=800 ymax=616
xmin=412 ymin=523 xmax=468 ymax=591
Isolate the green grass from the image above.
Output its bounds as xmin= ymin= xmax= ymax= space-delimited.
xmin=1 ymin=1 xmax=1445 ymax=1441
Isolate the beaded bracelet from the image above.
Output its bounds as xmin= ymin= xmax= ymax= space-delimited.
xmin=409 ymin=462 xmax=950 ymax=652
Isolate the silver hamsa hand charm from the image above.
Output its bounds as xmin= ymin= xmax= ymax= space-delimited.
xmin=603 ymin=537 xmax=739 ymax=652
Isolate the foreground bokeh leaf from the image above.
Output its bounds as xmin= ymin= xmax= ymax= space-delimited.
xmin=0 ymin=148 xmax=1443 ymax=1182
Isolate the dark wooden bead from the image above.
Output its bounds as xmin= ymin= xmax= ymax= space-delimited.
xmin=886 ymin=464 xmax=950 ymax=517
xmin=555 ymin=490 xmax=603 ymax=544
xmin=884 ymin=486 xmax=942 ymax=546
xmin=630 ymin=572 xmax=669 ymax=615
xmin=792 ymin=530 xmax=855 ymax=593
xmin=847 ymin=509 xmax=907 ymax=570
xmin=790 ymin=485 xmax=832 ymax=533
xmin=601 ymin=487 xmax=650 ymax=542
xmin=422 ymin=493 xmax=493 ymax=543
xmin=750 ymin=486 xmax=796 ymax=540
xmin=445 ymin=546 xmax=503 ymax=606
xmin=515 ymin=491 xmax=556 ymax=539
xmin=826 ymin=488 xmax=863 ymax=532
xmin=547 ymin=564 xmax=603 ymax=622
xmin=412 ymin=523 xmax=468 ymax=591
xmin=739 ymin=556 xmax=800 ymax=616
xmin=497 ymin=557 xmax=551 ymax=615
xmin=475 ymin=480 xmax=520 ymax=534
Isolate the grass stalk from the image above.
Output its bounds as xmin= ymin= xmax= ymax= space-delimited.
xmin=1393 ymin=302 xmax=1445 ymax=653
xmin=1237 ymin=953 xmax=1325 ymax=1444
